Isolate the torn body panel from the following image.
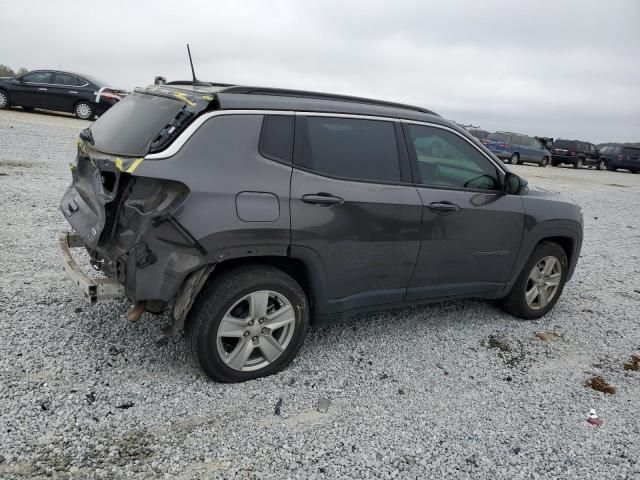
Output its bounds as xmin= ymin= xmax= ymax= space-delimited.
xmin=59 ymin=112 xmax=291 ymax=320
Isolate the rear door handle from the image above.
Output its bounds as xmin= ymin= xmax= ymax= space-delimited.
xmin=38 ymin=88 xmax=47 ymax=91
xmin=428 ymin=201 xmax=460 ymax=213
xmin=302 ymin=193 xmax=344 ymax=206
xmin=69 ymin=90 xmax=78 ymax=94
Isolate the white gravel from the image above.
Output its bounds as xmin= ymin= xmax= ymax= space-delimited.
xmin=1 ymin=108 xmax=639 ymax=479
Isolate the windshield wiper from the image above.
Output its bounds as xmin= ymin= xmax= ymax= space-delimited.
xmin=79 ymin=127 xmax=95 ymax=145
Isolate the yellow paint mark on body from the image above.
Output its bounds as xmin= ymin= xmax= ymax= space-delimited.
xmin=173 ymin=91 xmax=196 ymax=106
xmin=126 ymin=158 xmax=144 ymax=173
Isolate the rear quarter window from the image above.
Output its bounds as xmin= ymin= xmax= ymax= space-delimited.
xmin=259 ymin=115 xmax=294 ymax=163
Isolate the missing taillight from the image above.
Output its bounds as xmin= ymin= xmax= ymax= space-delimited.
xmin=101 ymin=171 xmax=117 ymax=192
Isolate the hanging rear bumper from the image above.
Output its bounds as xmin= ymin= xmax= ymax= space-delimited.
xmin=59 ymin=231 xmax=125 ymax=304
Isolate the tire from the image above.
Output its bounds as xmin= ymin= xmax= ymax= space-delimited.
xmin=573 ymin=159 xmax=584 ymax=169
xmin=509 ymin=153 xmax=519 ymax=165
xmin=539 ymin=156 xmax=549 ymax=167
xmin=187 ymin=265 xmax=309 ymax=382
xmin=501 ymin=241 xmax=568 ymax=320
xmin=74 ymin=101 xmax=94 ymax=120
xmin=596 ymin=160 xmax=606 ymax=170
xmin=0 ymin=90 xmax=10 ymax=109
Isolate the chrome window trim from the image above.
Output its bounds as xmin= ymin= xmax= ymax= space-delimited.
xmin=144 ymin=109 xmax=502 ymax=171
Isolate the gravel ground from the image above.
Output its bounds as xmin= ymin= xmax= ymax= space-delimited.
xmin=1 ymin=108 xmax=639 ymax=479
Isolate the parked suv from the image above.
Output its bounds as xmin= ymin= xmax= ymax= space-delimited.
xmin=59 ymin=83 xmax=583 ymax=382
xmin=599 ymin=145 xmax=640 ymax=173
xmin=551 ymin=140 xmax=604 ymax=169
xmin=0 ymin=69 xmax=124 ymax=119
xmin=483 ymin=132 xmax=551 ymax=166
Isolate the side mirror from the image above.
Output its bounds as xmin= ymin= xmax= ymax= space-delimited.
xmin=504 ymin=172 xmax=527 ymax=194
xmin=18 ymin=76 xmax=24 ymax=83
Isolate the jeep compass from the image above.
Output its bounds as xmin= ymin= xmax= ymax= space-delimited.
xmin=59 ymin=82 xmax=583 ymax=382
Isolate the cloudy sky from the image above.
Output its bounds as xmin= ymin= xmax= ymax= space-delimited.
xmin=1 ymin=0 xmax=638 ymax=142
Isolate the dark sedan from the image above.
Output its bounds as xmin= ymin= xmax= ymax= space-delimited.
xmin=0 ymin=70 xmax=125 ymax=119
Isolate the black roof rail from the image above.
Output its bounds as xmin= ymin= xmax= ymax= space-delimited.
xmin=221 ymin=85 xmax=438 ymax=116
xmin=165 ymin=80 xmax=235 ymax=87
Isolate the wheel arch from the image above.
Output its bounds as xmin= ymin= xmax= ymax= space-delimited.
xmin=171 ymin=253 xmax=321 ymax=334
xmin=507 ymin=225 xmax=582 ymax=294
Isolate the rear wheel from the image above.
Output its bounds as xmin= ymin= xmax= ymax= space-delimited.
xmin=509 ymin=153 xmax=519 ymax=165
xmin=501 ymin=241 xmax=568 ymax=320
xmin=0 ymin=90 xmax=10 ymax=109
xmin=74 ymin=101 xmax=94 ymax=120
xmin=187 ymin=266 xmax=309 ymax=382
xmin=539 ymin=156 xmax=549 ymax=167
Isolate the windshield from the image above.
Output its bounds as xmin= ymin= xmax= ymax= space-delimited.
xmin=487 ymin=133 xmax=508 ymax=142
xmin=554 ymin=140 xmax=575 ymax=149
xmin=90 ymin=92 xmax=184 ymax=156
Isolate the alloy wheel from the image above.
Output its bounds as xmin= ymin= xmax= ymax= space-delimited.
xmin=597 ymin=160 xmax=605 ymax=170
xmin=525 ymin=256 xmax=562 ymax=310
xmin=75 ymin=103 xmax=92 ymax=119
xmin=0 ymin=91 xmax=8 ymax=108
xmin=216 ymin=290 xmax=296 ymax=372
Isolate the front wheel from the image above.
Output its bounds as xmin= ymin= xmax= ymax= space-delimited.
xmin=0 ymin=90 xmax=10 ymax=109
xmin=187 ymin=266 xmax=309 ymax=382
xmin=539 ymin=156 xmax=549 ymax=167
xmin=74 ymin=101 xmax=94 ymax=120
xmin=509 ymin=153 xmax=519 ymax=165
xmin=574 ymin=159 xmax=584 ymax=169
xmin=596 ymin=160 xmax=606 ymax=170
xmin=501 ymin=241 xmax=568 ymax=320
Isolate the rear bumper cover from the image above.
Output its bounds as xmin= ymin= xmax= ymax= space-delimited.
xmin=59 ymin=231 xmax=124 ymax=303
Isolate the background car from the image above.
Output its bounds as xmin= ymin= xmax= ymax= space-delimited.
xmin=482 ymin=131 xmax=551 ymax=166
xmin=467 ymin=128 xmax=490 ymax=141
xmin=599 ymin=145 xmax=640 ymax=173
xmin=0 ymin=70 xmax=125 ymax=119
xmin=550 ymin=139 xmax=604 ymax=169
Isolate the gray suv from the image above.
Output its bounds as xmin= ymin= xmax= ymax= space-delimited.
xmin=59 ymin=83 xmax=583 ymax=382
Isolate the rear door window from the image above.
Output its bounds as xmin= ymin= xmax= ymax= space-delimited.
xmin=259 ymin=115 xmax=294 ymax=163
xmin=298 ymin=116 xmax=401 ymax=183
xmin=90 ymin=92 xmax=185 ymax=157
xmin=52 ymin=73 xmax=81 ymax=86
xmin=406 ymin=124 xmax=499 ymax=191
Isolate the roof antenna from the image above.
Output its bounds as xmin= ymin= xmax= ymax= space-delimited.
xmin=186 ymin=44 xmax=209 ymax=86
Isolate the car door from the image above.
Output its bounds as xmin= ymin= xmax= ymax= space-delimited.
xmin=49 ymin=72 xmax=84 ymax=111
xmin=290 ymin=114 xmax=422 ymax=315
xmin=402 ymin=122 xmax=525 ymax=300
xmin=10 ymin=71 xmax=53 ymax=107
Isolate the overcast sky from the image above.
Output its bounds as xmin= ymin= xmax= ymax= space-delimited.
xmin=1 ymin=0 xmax=638 ymax=142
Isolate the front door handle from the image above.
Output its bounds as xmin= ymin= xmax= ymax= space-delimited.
xmin=428 ymin=201 xmax=460 ymax=213
xmin=302 ymin=193 xmax=344 ymax=206
xmin=38 ymin=87 xmax=48 ymax=91
xmin=69 ymin=90 xmax=78 ymax=94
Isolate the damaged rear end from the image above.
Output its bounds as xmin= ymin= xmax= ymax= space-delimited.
xmin=60 ymin=87 xmax=213 ymax=310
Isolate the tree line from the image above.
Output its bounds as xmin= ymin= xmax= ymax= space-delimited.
xmin=0 ymin=65 xmax=29 ymax=77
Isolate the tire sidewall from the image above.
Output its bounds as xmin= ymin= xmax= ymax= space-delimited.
xmin=505 ymin=242 xmax=568 ymax=320
xmin=189 ymin=267 xmax=309 ymax=382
